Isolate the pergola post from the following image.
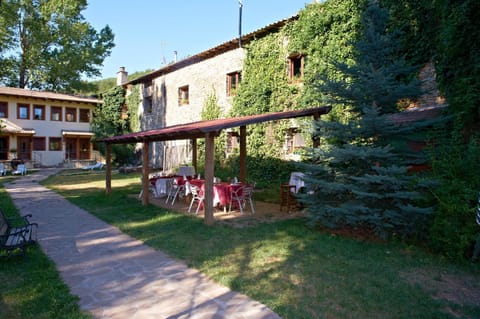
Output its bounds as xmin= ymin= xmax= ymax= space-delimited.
xmin=204 ymin=133 xmax=215 ymax=225
xmin=141 ymin=141 xmax=150 ymax=206
xmin=191 ymin=138 xmax=197 ymax=174
xmin=239 ymin=125 xmax=247 ymax=182
xmin=105 ymin=143 xmax=112 ymax=195
xmin=313 ymin=113 xmax=321 ymax=148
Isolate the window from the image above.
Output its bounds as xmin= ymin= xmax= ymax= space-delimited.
xmin=51 ymin=106 xmax=62 ymax=121
xmin=226 ymin=131 xmax=240 ymax=155
xmin=33 ymin=137 xmax=46 ymax=151
xmin=144 ymin=80 xmax=153 ymax=97
xmin=283 ymin=128 xmax=305 ymax=155
xmin=65 ymin=107 xmax=76 ymax=122
xmin=144 ymin=96 xmax=153 ymax=113
xmin=288 ymin=54 xmax=305 ymax=82
xmin=79 ymin=109 xmax=90 ymax=123
xmin=0 ymin=102 xmax=7 ymax=118
xmin=226 ymin=71 xmax=241 ymax=96
xmin=49 ymin=137 xmax=62 ymax=151
xmin=33 ymin=104 xmax=45 ymax=120
xmin=178 ymin=86 xmax=189 ymax=105
xmin=17 ymin=103 xmax=30 ymax=119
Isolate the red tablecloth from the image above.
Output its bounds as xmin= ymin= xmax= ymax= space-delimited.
xmin=185 ymin=180 xmax=246 ymax=209
xmin=213 ymin=182 xmax=244 ymax=207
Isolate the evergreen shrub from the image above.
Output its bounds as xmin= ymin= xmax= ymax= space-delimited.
xmin=426 ymin=124 xmax=480 ymax=259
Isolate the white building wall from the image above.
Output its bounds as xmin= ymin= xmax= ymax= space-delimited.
xmin=0 ymin=96 xmax=96 ymax=167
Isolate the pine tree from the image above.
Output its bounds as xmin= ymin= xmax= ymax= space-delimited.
xmin=301 ymin=1 xmax=435 ymax=239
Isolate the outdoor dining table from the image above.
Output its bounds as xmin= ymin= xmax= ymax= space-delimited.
xmin=184 ymin=179 xmax=245 ymax=210
xmin=149 ymin=175 xmax=175 ymax=197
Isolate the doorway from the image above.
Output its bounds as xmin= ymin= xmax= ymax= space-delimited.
xmin=17 ymin=136 xmax=32 ymax=160
xmin=0 ymin=137 xmax=8 ymax=160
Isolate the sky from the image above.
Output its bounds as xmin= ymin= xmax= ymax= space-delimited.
xmin=83 ymin=1 xmax=311 ymax=80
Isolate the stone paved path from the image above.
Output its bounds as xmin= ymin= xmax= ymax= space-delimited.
xmin=4 ymin=169 xmax=281 ymax=319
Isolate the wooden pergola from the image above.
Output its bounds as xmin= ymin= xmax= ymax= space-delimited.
xmin=98 ymin=106 xmax=331 ymax=225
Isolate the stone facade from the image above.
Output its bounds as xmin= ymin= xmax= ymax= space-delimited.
xmin=133 ymin=48 xmax=246 ymax=170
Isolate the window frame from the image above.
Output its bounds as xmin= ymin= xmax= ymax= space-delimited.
xmin=79 ymin=108 xmax=90 ymax=123
xmin=288 ymin=54 xmax=305 ymax=83
xmin=0 ymin=101 xmax=7 ymax=118
xmin=49 ymin=137 xmax=62 ymax=151
xmin=226 ymin=71 xmax=241 ymax=96
xmin=178 ymin=85 xmax=189 ymax=106
xmin=33 ymin=137 xmax=46 ymax=151
xmin=17 ymin=103 xmax=30 ymax=120
xmin=144 ymin=96 xmax=153 ymax=113
xmin=33 ymin=104 xmax=45 ymax=120
xmin=51 ymin=106 xmax=62 ymax=121
xmin=65 ymin=107 xmax=77 ymax=122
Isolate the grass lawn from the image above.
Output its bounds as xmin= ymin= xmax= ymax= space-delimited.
xmin=3 ymin=170 xmax=480 ymax=318
xmin=0 ymin=179 xmax=91 ymax=319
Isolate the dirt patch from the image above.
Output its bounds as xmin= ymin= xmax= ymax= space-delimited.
xmin=148 ymin=195 xmax=306 ymax=227
xmin=400 ymin=268 xmax=480 ymax=317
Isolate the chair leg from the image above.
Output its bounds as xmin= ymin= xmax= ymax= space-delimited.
xmin=150 ymin=186 xmax=158 ymax=198
xmin=171 ymin=188 xmax=180 ymax=205
xmin=249 ymin=198 xmax=255 ymax=214
xmin=165 ymin=187 xmax=175 ymax=203
xmin=195 ymin=199 xmax=203 ymax=215
xmin=165 ymin=192 xmax=171 ymax=204
xmin=188 ymin=198 xmax=195 ymax=213
xmin=237 ymin=198 xmax=243 ymax=214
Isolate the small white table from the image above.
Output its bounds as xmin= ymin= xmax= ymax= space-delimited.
xmin=178 ymin=166 xmax=195 ymax=177
xmin=155 ymin=177 xmax=174 ymax=197
xmin=289 ymin=172 xmax=305 ymax=193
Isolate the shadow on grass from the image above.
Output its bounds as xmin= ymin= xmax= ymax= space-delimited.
xmin=40 ymin=173 xmax=480 ymax=319
xmin=0 ymin=186 xmax=91 ymax=319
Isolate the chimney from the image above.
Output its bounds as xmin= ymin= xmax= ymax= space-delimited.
xmin=116 ymin=66 xmax=128 ymax=86
xmin=173 ymin=51 xmax=178 ymax=63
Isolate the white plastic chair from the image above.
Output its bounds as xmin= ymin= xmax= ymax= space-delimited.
xmin=12 ymin=164 xmax=26 ymax=176
xmin=0 ymin=163 xmax=7 ymax=176
xmin=229 ymin=184 xmax=255 ymax=214
xmin=165 ymin=178 xmax=185 ymax=205
xmin=82 ymin=162 xmax=104 ymax=170
xmin=138 ymin=177 xmax=158 ymax=199
xmin=188 ymin=185 xmax=204 ymax=214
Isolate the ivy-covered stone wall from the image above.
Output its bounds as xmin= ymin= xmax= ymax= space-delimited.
xmin=230 ymin=0 xmax=366 ymax=158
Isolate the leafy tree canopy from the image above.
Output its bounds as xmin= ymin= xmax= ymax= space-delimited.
xmin=0 ymin=0 xmax=114 ymax=92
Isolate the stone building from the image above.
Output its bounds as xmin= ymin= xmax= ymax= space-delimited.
xmin=119 ymin=17 xmax=299 ymax=171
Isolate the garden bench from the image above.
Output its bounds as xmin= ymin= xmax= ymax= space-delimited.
xmin=477 ymin=193 xmax=480 ymax=227
xmin=0 ymin=209 xmax=38 ymax=257
xmin=474 ymin=193 xmax=480 ymax=261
